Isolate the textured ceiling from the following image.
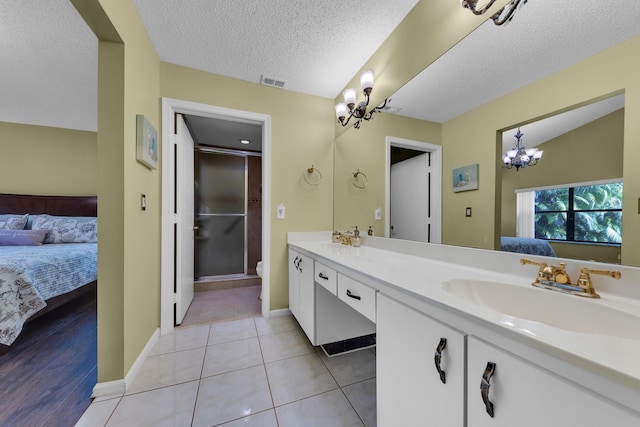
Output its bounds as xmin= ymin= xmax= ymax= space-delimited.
xmin=133 ymin=0 xmax=420 ymax=99
xmin=0 ymin=0 xmax=97 ymax=131
xmin=2 ymin=0 xmax=640 ymax=139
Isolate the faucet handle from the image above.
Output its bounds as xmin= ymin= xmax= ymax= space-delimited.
xmin=581 ymin=268 xmax=622 ymax=280
xmin=520 ymin=258 xmax=546 ymax=267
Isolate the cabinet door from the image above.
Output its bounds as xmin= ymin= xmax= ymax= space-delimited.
xmin=467 ymin=336 xmax=640 ymax=427
xmin=377 ymin=294 xmax=465 ymax=427
xmin=297 ymin=253 xmax=315 ymax=343
xmin=288 ymin=249 xmax=300 ymax=318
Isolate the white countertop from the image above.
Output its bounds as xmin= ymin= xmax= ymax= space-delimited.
xmin=288 ymin=233 xmax=640 ymax=409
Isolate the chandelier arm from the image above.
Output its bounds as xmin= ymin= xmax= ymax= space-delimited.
xmin=362 ymin=97 xmax=390 ymax=121
xmin=491 ymin=0 xmax=525 ymax=25
xmin=338 ymin=111 xmax=355 ymax=127
xmin=463 ymin=0 xmax=498 ymax=15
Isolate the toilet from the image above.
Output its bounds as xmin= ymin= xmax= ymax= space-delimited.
xmin=256 ymin=261 xmax=263 ymax=300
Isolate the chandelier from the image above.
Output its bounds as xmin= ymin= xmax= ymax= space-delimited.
xmin=460 ymin=0 xmax=528 ymax=26
xmin=502 ymin=128 xmax=543 ymax=171
xmin=335 ymin=70 xmax=389 ymax=129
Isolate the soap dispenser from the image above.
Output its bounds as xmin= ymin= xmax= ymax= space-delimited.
xmin=352 ymin=226 xmax=361 ymax=247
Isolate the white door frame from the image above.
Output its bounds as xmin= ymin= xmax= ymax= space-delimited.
xmin=385 ymin=136 xmax=442 ymax=243
xmin=160 ymin=97 xmax=271 ymax=335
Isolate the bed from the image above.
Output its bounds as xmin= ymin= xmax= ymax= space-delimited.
xmin=0 ymin=194 xmax=97 ymax=355
xmin=500 ymin=236 xmax=556 ymax=257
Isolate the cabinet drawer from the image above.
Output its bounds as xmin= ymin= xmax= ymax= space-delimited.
xmin=315 ymin=261 xmax=337 ymax=295
xmin=337 ymin=274 xmax=377 ymax=323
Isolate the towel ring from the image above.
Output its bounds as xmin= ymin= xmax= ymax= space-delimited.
xmin=304 ymin=165 xmax=323 ymax=186
xmin=352 ymin=170 xmax=368 ymax=189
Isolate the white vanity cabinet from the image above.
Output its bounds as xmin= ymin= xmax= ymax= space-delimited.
xmin=288 ymin=249 xmax=314 ymax=341
xmin=289 ymin=249 xmax=375 ymax=346
xmin=467 ymin=336 xmax=639 ymax=427
xmin=377 ymin=294 xmax=466 ymax=427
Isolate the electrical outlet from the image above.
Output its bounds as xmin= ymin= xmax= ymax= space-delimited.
xmin=277 ymin=203 xmax=285 ymax=219
xmin=375 ymin=207 xmax=382 ymax=220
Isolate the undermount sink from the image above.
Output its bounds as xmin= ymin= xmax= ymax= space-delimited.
xmin=441 ymin=279 xmax=640 ymax=339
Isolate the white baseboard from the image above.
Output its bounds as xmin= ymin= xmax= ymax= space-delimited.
xmin=124 ymin=328 xmax=160 ymax=387
xmin=91 ymin=379 xmax=125 ymax=399
xmin=270 ymin=308 xmax=292 ymax=317
xmin=91 ymin=328 xmax=160 ymax=398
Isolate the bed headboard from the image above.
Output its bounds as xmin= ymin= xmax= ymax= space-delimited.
xmin=0 ymin=194 xmax=97 ymax=217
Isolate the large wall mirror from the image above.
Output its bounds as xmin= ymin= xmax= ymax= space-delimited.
xmin=333 ymin=0 xmax=640 ymax=266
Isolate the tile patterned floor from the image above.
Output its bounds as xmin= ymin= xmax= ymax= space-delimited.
xmin=75 ymin=314 xmax=377 ymax=426
xmin=180 ymin=286 xmax=263 ymax=327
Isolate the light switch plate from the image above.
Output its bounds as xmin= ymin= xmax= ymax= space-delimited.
xmin=277 ymin=203 xmax=285 ymax=219
xmin=465 ymin=207 xmax=472 ymax=217
xmin=141 ymin=194 xmax=147 ymax=211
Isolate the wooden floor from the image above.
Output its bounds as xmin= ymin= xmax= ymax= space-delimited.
xmin=0 ymin=288 xmax=97 ymax=427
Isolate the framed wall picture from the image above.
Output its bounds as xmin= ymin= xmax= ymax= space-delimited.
xmin=453 ymin=163 xmax=479 ymax=192
xmin=136 ymin=114 xmax=158 ymax=170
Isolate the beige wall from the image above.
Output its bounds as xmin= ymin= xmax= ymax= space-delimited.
xmin=0 ymin=122 xmax=97 ymax=196
xmin=500 ymin=109 xmax=624 ymax=264
xmin=75 ymin=0 xmax=161 ymax=382
xmin=160 ymin=63 xmax=335 ymax=310
xmin=442 ymin=35 xmax=640 ymax=266
xmin=333 ymin=112 xmax=441 ymax=232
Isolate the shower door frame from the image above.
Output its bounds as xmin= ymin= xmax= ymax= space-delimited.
xmin=195 ymin=146 xmax=262 ymax=280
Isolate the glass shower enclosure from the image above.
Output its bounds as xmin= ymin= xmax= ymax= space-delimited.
xmin=194 ymin=150 xmax=247 ymax=279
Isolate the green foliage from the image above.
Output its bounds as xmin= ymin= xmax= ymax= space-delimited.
xmin=534 ymin=183 xmax=622 ymax=244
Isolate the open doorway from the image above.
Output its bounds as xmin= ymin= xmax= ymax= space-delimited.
xmin=180 ymin=115 xmax=263 ymax=326
xmin=385 ymin=136 xmax=442 ymax=243
xmin=160 ymin=98 xmax=271 ymax=336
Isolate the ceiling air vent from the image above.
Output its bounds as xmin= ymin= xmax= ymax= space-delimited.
xmin=260 ymin=75 xmax=286 ymax=89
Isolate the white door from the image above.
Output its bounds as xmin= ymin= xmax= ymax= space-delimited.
xmin=390 ymin=153 xmax=431 ymax=241
xmin=175 ymin=114 xmax=194 ymax=324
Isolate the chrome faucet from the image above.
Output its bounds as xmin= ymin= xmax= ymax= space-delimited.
xmin=520 ymin=258 xmax=621 ymax=298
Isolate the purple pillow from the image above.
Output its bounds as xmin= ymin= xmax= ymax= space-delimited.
xmin=0 ymin=229 xmax=49 ymax=246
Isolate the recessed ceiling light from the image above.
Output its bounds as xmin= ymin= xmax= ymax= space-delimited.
xmin=240 ymin=139 xmax=250 ymax=145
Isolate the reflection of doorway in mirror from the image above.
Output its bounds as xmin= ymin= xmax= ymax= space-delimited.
xmin=386 ymin=137 xmax=442 ymax=243
xmin=391 ymin=152 xmax=430 ymax=241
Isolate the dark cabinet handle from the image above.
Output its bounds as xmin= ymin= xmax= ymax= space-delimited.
xmin=295 ymin=257 xmax=302 ymax=271
xmin=434 ymin=338 xmax=447 ymax=384
xmin=318 ymin=273 xmax=329 ymax=280
xmin=293 ymin=256 xmax=299 ymax=270
xmin=480 ymin=362 xmax=496 ymax=418
xmin=346 ymin=289 xmax=361 ymax=300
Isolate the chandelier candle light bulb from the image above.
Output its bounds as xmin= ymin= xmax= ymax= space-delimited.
xmin=335 ymin=69 xmax=389 ymax=129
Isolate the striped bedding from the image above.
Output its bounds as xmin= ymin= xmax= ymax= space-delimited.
xmin=0 ymin=243 xmax=97 ymax=346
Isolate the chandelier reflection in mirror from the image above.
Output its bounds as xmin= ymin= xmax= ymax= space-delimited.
xmin=502 ymin=128 xmax=543 ymax=171
xmin=335 ymin=70 xmax=389 ymax=129
xmin=460 ymin=0 xmax=528 ymax=25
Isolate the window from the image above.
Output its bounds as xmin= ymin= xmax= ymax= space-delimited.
xmin=533 ymin=182 xmax=622 ymax=244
